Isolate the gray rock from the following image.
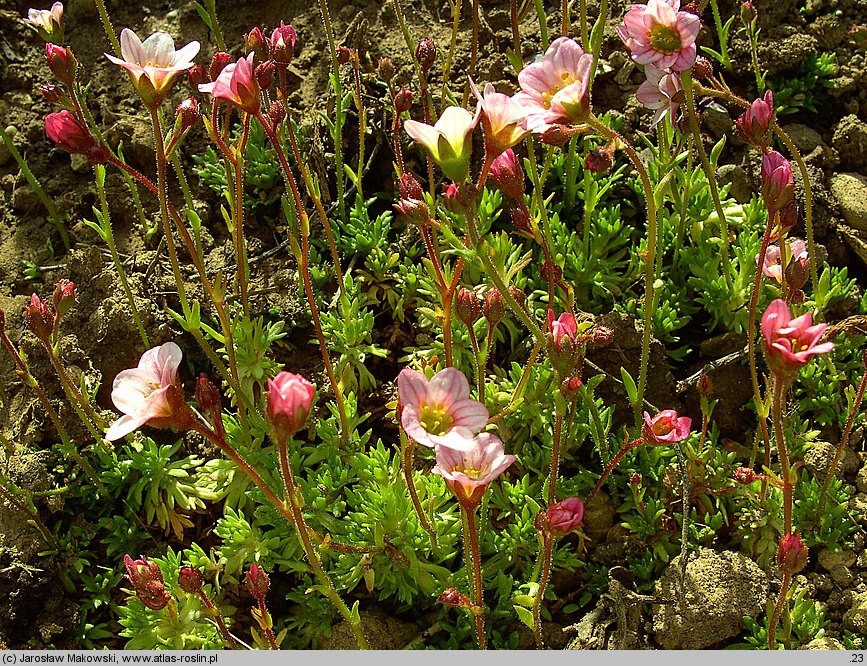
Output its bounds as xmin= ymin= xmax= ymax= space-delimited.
xmin=652 ymin=548 xmax=768 ymax=649
xmin=800 ymin=637 xmax=845 ymax=650
xmin=818 ymin=547 xmax=856 ymax=571
xmin=717 ymin=164 xmax=753 ymax=204
xmin=857 ymin=463 xmax=867 ymax=494
xmin=832 ymin=115 xmax=867 ymax=170
xmin=783 ymin=123 xmax=823 ymax=154
xmin=843 ymin=591 xmax=867 ymax=635
xmin=10 ymin=184 xmax=39 ymax=212
xmin=702 ymin=102 xmax=733 ymax=139
xmin=0 ymin=125 xmax=16 ymax=167
xmin=830 ymin=173 xmax=867 ymax=231
xmin=804 ymin=441 xmax=861 ymax=479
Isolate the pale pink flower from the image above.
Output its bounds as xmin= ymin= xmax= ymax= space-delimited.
xmin=431 ymin=432 xmax=516 ymax=507
xmin=642 ymin=409 xmax=691 ymax=444
xmin=105 ymin=342 xmax=184 ymax=441
xmin=757 ymin=238 xmax=808 ymax=283
xmin=199 ymin=53 xmax=260 ymax=113
xmin=635 ymin=65 xmax=683 ymax=127
xmin=761 ymin=299 xmax=834 ymax=378
xmin=404 ymin=106 xmax=480 ymax=182
xmin=22 ymin=2 xmax=63 ymax=42
xmin=547 ymin=309 xmax=578 ymax=347
xmin=265 ymin=372 xmax=315 ymax=443
xmin=398 ymin=367 xmax=489 ymax=450
xmin=469 ymin=79 xmax=530 ymax=158
xmin=616 ymin=0 xmax=700 ymax=72
xmin=514 ymin=37 xmax=593 ymax=133
xmin=106 ymin=28 xmax=200 ymax=109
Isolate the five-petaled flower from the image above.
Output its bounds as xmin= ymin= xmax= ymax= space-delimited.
xmin=404 ymin=106 xmax=480 ymax=182
xmin=758 ymin=238 xmax=808 ymax=284
xmin=105 ymin=341 xmax=189 ymax=441
xmin=761 ymin=299 xmax=834 ymax=379
xmin=431 ymin=432 xmax=516 ymax=508
xmin=635 ymin=65 xmax=683 ymax=128
xmin=199 ymin=52 xmax=260 ymax=113
xmin=642 ymin=409 xmax=692 ymax=444
xmin=514 ymin=37 xmax=593 ymax=133
xmin=469 ymin=79 xmax=530 ymax=159
xmin=22 ymin=2 xmax=63 ymax=42
xmin=397 ymin=367 xmax=489 ymax=450
xmin=105 ymin=28 xmax=200 ymax=109
xmin=616 ymin=0 xmax=701 ymax=72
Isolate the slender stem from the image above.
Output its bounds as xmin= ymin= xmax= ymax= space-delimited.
xmin=708 ymin=0 xmax=730 ymax=70
xmin=93 ymin=0 xmax=122 ymax=56
xmin=468 ymin=325 xmax=484 ymax=401
xmin=532 ymin=531 xmax=554 ymax=649
xmin=94 ymin=166 xmax=149 ymax=348
xmin=768 ymin=571 xmax=791 ymax=650
xmin=351 ymin=53 xmax=366 ymax=201
xmin=547 ymin=405 xmax=565 ymax=505
xmin=488 ymin=338 xmax=542 ymax=423
xmin=257 ymin=597 xmax=279 ymax=649
xmin=771 ymin=374 xmax=792 ymax=533
xmin=584 ymin=115 xmax=657 ymax=420
xmin=586 ymin=438 xmax=642 ymax=505
xmin=510 ymin=0 xmax=522 ymax=67
xmin=441 ymin=0 xmax=463 ymax=110
xmin=233 ymin=115 xmax=251 ymax=315
xmin=532 ymin=0 xmax=549 ymax=49
xmin=317 ymin=0 xmax=347 ymax=222
xmin=464 ymin=507 xmax=486 ymax=650
xmin=401 ymin=432 xmax=438 ymax=548
xmin=196 ymin=590 xmax=237 ymax=649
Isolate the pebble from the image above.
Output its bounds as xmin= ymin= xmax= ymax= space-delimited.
xmin=0 ymin=125 xmax=17 ymax=167
xmin=716 ymin=164 xmax=752 ymax=204
xmin=832 ymin=114 xmax=867 ymax=170
xmin=782 ymin=123 xmax=823 ymax=154
xmin=702 ymin=102 xmax=733 ymax=139
xmin=843 ymin=591 xmax=867 ymax=634
xmin=830 ymin=173 xmax=867 ymax=231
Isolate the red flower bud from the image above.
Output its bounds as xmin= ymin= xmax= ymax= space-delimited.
xmin=245 ymin=26 xmax=268 ymax=63
xmin=544 ymin=496 xmax=585 ymax=537
xmin=483 ymin=289 xmax=505 ymax=327
xmin=415 ymin=38 xmax=436 ymax=72
xmin=45 ymin=43 xmax=76 ymax=86
xmin=195 ymin=374 xmax=222 ymax=413
xmin=24 ymin=293 xmax=54 ymax=344
xmin=489 ymin=148 xmax=525 ymax=202
xmin=269 ymin=22 xmax=297 ymax=66
xmin=590 ymin=325 xmax=613 ymax=348
xmin=176 ymin=97 xmax=200 ymax=132
xmin=187 ymin=64 xmax=207 ymax=88
xmin=540 ymin=124 xmax=571 ymax=147
xmin=378 ymin=57 xmax=395 ymax=83
xmin=456 ymin=288 xmax=481 ymax=328
xmin=265 ymin=372 xmax=315 ymax=444
xmin=394 ymin=87 xmax=413 ymax=114
xmin=696 ymin=373 xmax=713 ymax=397
xmin=52 ymin=279 xmax=76 ymax=317
xmin=178 ymin=566 xmax=204 ymax=594
xmin=584 ymin=144 xmax=613 ymax=173
xmin=209 ymin=52 xmax=232 ymax=82
xmin=691 ymin=56 xmax=714 ymax=81
xmin=560 ymin=375 xmax=583 ymax=397
xmin=268 ymin=100 xmax=286 ymax=126
xmin=776 ymin=531 xmax=808 ymax=575
xmin=245 ymin=563 xmax=270 ymax=601
xmin=38 ymin=83 xmax=62 ymax=104
xmin=761 ymin=151 xmax=794 ymax=215
xmin=124 ymin=554 xmax=172 ymax=611
xmin=255 ymin=60 xmax=275 ymax=91
xmin=736 ymin=90 xmax=775 ymax=149
xmin=336 ymin=45 xmax=352 ymax=66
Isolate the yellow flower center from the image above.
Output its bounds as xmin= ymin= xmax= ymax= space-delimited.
xmin=419 ymin=402 xmax=454 ymax=435
xmin=453 ymin=464 xmax=484 ymax=479
xmin=649 ymin=25 xmax=683 ymax=55
xmin=653 ymin=418 xmax=675 ymax=436
xmin=540 ymin=71 xmax=579 ymax=109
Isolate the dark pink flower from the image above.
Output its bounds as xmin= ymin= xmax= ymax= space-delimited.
xmin=469 ymin=79 xmax=530 ymax=158
xmin=124 ymin=554 xmax=172 ymax=611
xmin=488 ymin=148 xmax=525 ymax=202
xmin=616 ymin=0 xmax=701 ymax=72
xmin=545 ymin=496 xmax=585 ymax=536
xmin=642 ymin=409 xmax=692 ymax=444
xmin=106 ymin=28 xmax=199 ymax=109
xmin=635 ymin=65 xmax=683 ymax=127
xmin=23 ymin=293 xmax=54 ymax=343
xmin=398 ymin=367 xmax=489 ymax=450
xmin=105 ymin=342 xmax=184 ymax=441
xmin=761 ymin=299 xmax=834 ymax=377
xmin=265 ymin=371 xmax=315 ymax=444
xmin=45 ymin=42 xmax=75 ymax=86
xmin=546 ymin=309 xmax=581 ymax=376
xmin=514 ymin=37 xmax=593 ymax=132
xmin=736 ymin=90 xmax=775 ymax=149
xmin=45 ymin=110 xmax=101 ymax=158
xmin=776 ymin=531 xmax=808 ymax=575
xmin=198 ymin=53 xmax=260 ymax=113
xmin=431 ymin=432 xmax=516 ymax=507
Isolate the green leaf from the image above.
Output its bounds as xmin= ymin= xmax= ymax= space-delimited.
xmin=514 ymin=605 xmax=535 ymax=630
xmin=620 ymin=366 xmax=639 ymax=408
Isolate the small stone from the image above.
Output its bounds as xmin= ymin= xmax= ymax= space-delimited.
xmin=832 ymin=115 xmax=867 ymax=170
xmin=850 ymin=494 xmax=867 ymax=528
xmin=843 ymin=591 xmax=867 ymax=634
xmin=0 ymin=125 xmax=16 ymax=166
xmin=702 ymin=102 xmax=732 ymax=139
xmin=70 ymin=154 xmax=90 ymax=173
xmin=830 ymin=564 xmax=854 ymax=587
xmin=11 ymin=183 xmax=39 ymax=211
xmin=818 ymin=548 xmax=846 ymax=571
xmin=830 ymin=173 xmax=867 ymax=231
xmin=856 ymin=464 xmax=867 ymax=494
xmin=782 ymin=123 xmax=823 ymax=154
xmin=800 ymin=637 xmax=845 ymax=650
xmin=717 ymin=164 xmax=753 ymax=204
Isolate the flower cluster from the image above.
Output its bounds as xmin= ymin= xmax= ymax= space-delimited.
xmin=617 ymin=0 xmax=699 ymax=126
xmin=398 ymin=367 xmax=514 ymax=508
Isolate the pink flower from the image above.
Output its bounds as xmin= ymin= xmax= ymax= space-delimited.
xmin=546 ymin=309 xmax=581 ymax=376
xmin=736 ymin=90 xmax=775 ymax=149
xmin=45 ymin=43 xmax=75 ymax=86
xmin=514 ymin=37 xmax=593 ymax=132
xmin=398 ymin=367 xmax=489 ymax=450
xmin=105 ymin=342 xmax=185 ymax=441
xmin=265 ymin=371 xmax=315 ymax=444
xmin=105 ymin=28 xmax=199 ymax=109
xmin=199 ymin=53 xmax=260 ymax=113
xmin=635 ymin=65 xmax=683 ymax=127
xmin=544 ymin=496 xmax=585 ymax=536
xmin=269 ymin=21 xmax=297 ymax=66
xmin=776 ymin=531 xmax=808 ymax=575
xmin=431 ymin=432 xmax=516 ymax=507
xmin=404 ymin=106 xmax=480 ymax=182
xmin=23 ymin=2 xmax=63 ymax=42
xmin=642 ymin=409 xmax=692 ymax=444
xmin=761 ymin=299 xmax=834 ymax=377
xmin=757 ymin=238 xmax=807 ymax=283
xmin=616 ymin=0 xmax=701 ymax=72
xmin=45 ymin=110 xmax=105 ymax=161
xmin=24 ymin=293 xmax=54 ymax=344
xmin=469 ymin=79 xmax=530 ymax=158
xmin=488 ymin=148 xmax=525 ymax=202
xmin=761 ymin=151 xmax=794 ymax=214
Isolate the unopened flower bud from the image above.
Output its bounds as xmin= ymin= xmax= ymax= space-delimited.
xmin=176 ymin=97 xmax=200 ymax=132
xmin=245 ymin=563 xmax=270 ymax=600
xmin=442 ymin=182 xmax=478 ymax=218
xmin=776 ymin=531 xmax=808 ymax=575
xmin=415 ymin=38 xmax=436 ymax=73
xmin=395 ymin=173 xmax=430 ymax=224
xmin=265 ymin=372 xmax=315 ymax=444
xmin=736 ymin=90 xmax=775 ymax=149
xmin=734 ymin=466 xmax=757 ymax=484
xmin=24 ymin=293 xmax=54 ymax=343
xmin=124 ymin=554 xmax=172 ymax=611
xmin=584 ymin=145 xmax=613 ymax=173
xmin=336 ymin=45 xmax=352 ymax=65
xmin=483 ymin=289 xmax=506 ymax=327
xmin=560 ymin=375 xmax=583 ymax=397
xmin=510 ymin=207 xmax=532 ymax=236
xmin=691 ymin=56 xmax=714 ymax=81
xmin=268 ymin=100 xmax=286 ymax=126
xmin=188 ymin=64 xmax=207 ymax=88
xmin=255 ymin=60 xmax=275 ymax=91
xmin=696 ymin=373 xmax=713 ymax=397
xmin=540 ymin=261 xmax=562 ymax=285
xmin=590 ymin=325 xmax=613 ymax=348
xmin=398 ymin=172 xmax=424 ymax=201
xmin=508 ymin=285 xmax=526 ymax=310
xmin=544 ymin=497 xmax=585 ymax=537
xmin=51 ymin=279 xmax=75 ymax=317
xmin=778 ymin=200 xmax=799 ymax=231
xmin=38 ymin=83 xmax=62 ymax=104
xmin=546 ymin=309 xmax=580 ymax=377
xmin=209 ymin=52 xmax=232 ymax=82
xmin=178 ymin=566 xmax=204 ymax=594
xmin=378 ymin=57 xmax=395 ymax=83
xmin=740 ymin=1 xmax=757 ymax=26
xmin=269 ymin=21 xmax=297 ymax=66
xmin=761 ymin=151 xmax=794 ymax=214
xmin=245 ymin=26 xmax=268 ymax=63
xmin=195 ymin=374 xmax=222 ymax=413
xmin=489 ymin=148 xmax=525 ymax=202
xmin=45 ymin=43 xmax=75 ymax=86
xmin=438 ymin=587 xmax=478 ymax=612
xmin=394 ymin=87 xmax=413 ymax=114
xmin=456 ymin=288 xmax=481 ymax=328
xmin=540 ymin=124 xmax=571 ymax=147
